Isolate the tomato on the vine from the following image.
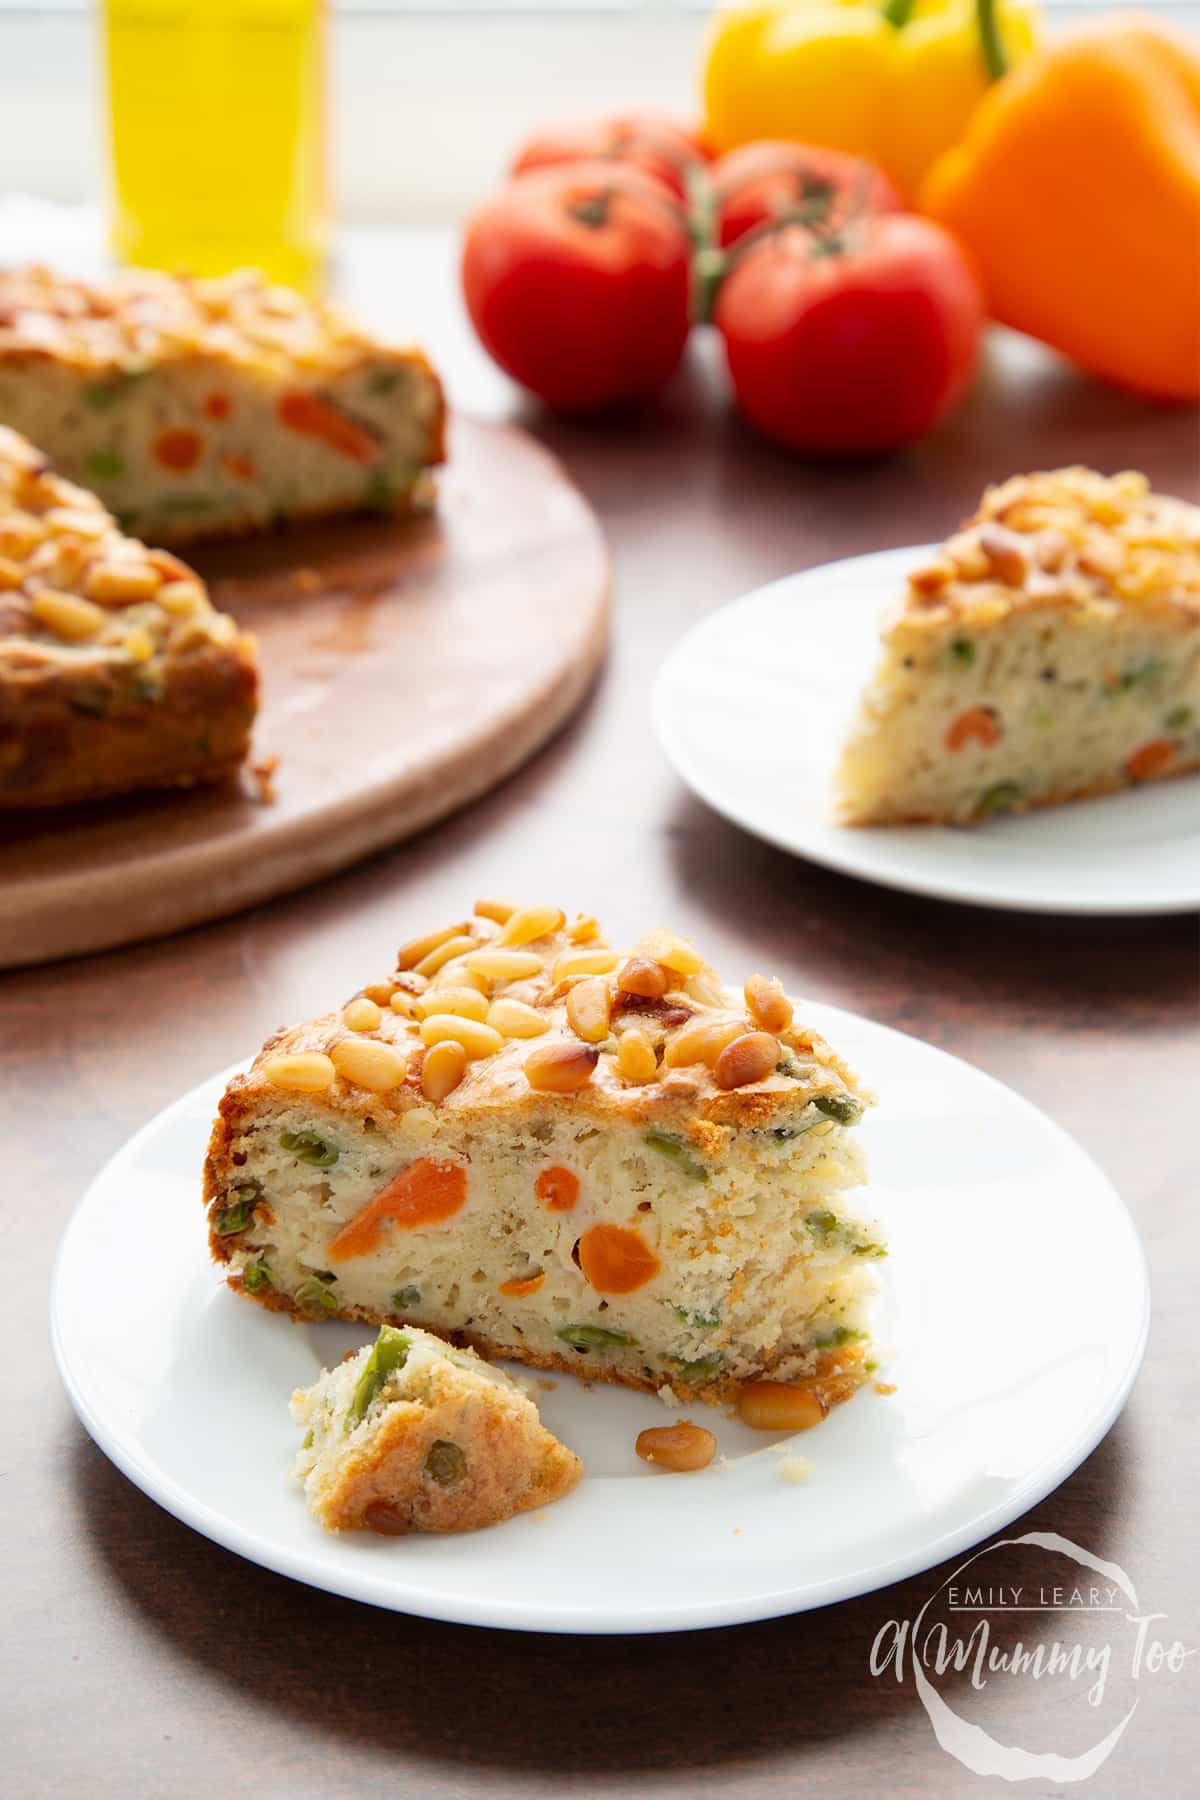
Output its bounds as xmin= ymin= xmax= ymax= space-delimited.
xmin=462 ymin=162 xmax=693 ymax=412
xmin=510 ymin=114 xmax=707 ymax=202
xmin=713 ymin=141 xmax=903 ymax=249
xmin=714 ymin=213 xmax=982 ymax=455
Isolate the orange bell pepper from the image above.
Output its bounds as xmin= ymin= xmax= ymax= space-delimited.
xmin=921 ymin=12 xmax=1200 ymax=401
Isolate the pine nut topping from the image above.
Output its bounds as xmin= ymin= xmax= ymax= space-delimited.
xmin=342 ymin=996 xmax=382 ymax=1032
xmin=420 ymin=1014 xmax=504 ymax=1059
xmin=262 ymin=1051 xmax=337 ymax=1092
xmin=565 ymin=975 xmax=611 ymax=1043
xmin=413 ymin=934 xmax=478 ymax=978
xmin=553 ymin=947 xmax=619 ymax=981
xmin=389 ymin=990 xmax=418 ymax=1019
xmin=464 ymin=948 xmax=544 ymax=981
xmin=429 ymin=958 xmax=489 ymax=994
xmin=616 ymin=1028 xmax=657 ymax=1085
xmin=633 ymin=930 xmax=705 ymax=975
xmin=737 ymin=1381 xmax=828 ymax=1432
xmin=616 ymin=957 xmax=669 ymax=998
xmin=330 ymin=1037 xmax=407 ymax=1091
xmin=498 ymin=904 xmax=566 ymax=947
xmin=422 ymin=1038 xmax=467 ymax=1101
xmin=567 ymin=913 xmax=601 ymax=943
xmin=474 ymin=897 xmax=516 ymax=924
xmin=156 ymin=579 xmax=206 ymax=616
xmin=397 ymin=922 xmax=470 ymax=971
xmin=30 ymin=587 xmax=104 ymax=640
xmin=635 ymin=1422 xmax=717 ymax=1472
xmin=85 ymin=561 xmax=161 ymax=605
xmin=744 ymin=974 xmax=793 ymax=1035
xmin=664 ymin=1015 xmax=747 ymax=1070
xmin=413 ymin=987 xmax=489 ymax=1023
xmin=524 ymin=1039 xmax=599 ymax=1093
xmin=363 ymin=981 xmax=397 ymax=1007
xmin=713 ymin=1031 xmax=779 ymax=1090
xmin=487 ymin=997 xmax=550 ymax=1038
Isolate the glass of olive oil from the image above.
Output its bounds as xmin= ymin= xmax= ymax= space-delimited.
xmin=103 ymin=0 xmax=329 ymax=293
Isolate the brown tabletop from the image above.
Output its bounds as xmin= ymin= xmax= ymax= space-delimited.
xmin=9 ymin=229 xmax=1199 ymax=1797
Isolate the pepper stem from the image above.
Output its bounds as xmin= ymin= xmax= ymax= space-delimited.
xmin=976 ymin=0 xmax=1009 ymax=81
xmin=881 ymin=0 xmax=915 ymax=26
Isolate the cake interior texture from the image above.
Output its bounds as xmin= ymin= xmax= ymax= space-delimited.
xmin=0 ymin=266 xmax=444 ymax=544
xmin=205 ymin=907 xmax=883 ymax=1406
xmin=837 ymin=468 xmax=1200 ymax=826
xmin=291 ymin=1324 xmax=582 ymax=1534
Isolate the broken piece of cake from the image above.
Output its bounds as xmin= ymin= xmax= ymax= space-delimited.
xmin=836 ymin=468 xmax=1200 ymax=825
xmin=205 ymin=901 xmax=882 ymax=1410
xmin=0 ymin=265 xmax=445 ymax=544
xmin=0 ymin=424 xmax=257 ymax=807
xmin=290 ymin=1324 xmax=582 ymax=1534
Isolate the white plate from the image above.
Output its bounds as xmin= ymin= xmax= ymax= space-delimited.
xmin=52 ymin=1009 xmax=1148 ymax=1635
xmin=653 ymin=547 xmax=1200 ymax=915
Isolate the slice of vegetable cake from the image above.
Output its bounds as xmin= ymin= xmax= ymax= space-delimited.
xmin=205 ymin=901 xmax=883 ymax=1408
xmin=0 ymin=424 xmax=257 ymax=807
xmin=0 ymin=265 xmax=444 ymax=544
xmin=291 ymin=1324 xmax=582 ymax=1534
xmin=836 ymin=468 xmax=1200 ymax=825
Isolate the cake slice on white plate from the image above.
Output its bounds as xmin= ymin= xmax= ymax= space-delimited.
xmin=204 ymin=899 xmax=883 ymax=1413
xmin=836 ymin=468 xmax=1200 ymax=825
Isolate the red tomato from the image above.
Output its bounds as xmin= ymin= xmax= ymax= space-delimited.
xmin=461 ymin=162 xmax=692 ymax=412
xmin=511 ymin=113 xmax=706 ymax=201
xmin=714 ymin=214 xmax=983 ymax=455
xmin=713 ymin=142 xmax=904 ymax=249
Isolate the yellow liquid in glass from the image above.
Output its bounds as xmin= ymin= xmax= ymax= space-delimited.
xmin=104 ymin=0 xmax=328 ymax=293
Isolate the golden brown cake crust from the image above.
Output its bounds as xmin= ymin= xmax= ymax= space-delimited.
xmin=0 ymin=423 xmax=257 ymax=806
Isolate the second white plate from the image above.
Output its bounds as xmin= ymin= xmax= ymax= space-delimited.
xmin=653 ymin=547 xmax=1200 ymax=915
xmin=51 ymin=1004 xmax=1148 ymax=1634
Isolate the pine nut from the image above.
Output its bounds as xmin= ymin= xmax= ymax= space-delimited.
xmin=713 ymin=1031 xmax=779 ymax=1090
xmin=566 ymin=975 xmax=611 ymax=1043
xmin=686 ymin=967 xmax=728 ymax=1008
xmin=499 ymin=904 xmax=565 ymax=947
xmin=30 ymin=588 xmax=104 ymax=640
xmin=617 ymin=957 xmax=669 ymax=999
xmin=389 ymin=990 xmax=418 ymax=1019
xmin=430 ymin=958 xmax=489 ymax=994
xmin=420 ymin=1014 xmax=503 ymax=1059
xmin=464 ymin=948 xmax=544 ymax=981
xmin=524 ymin=1039 xmax=599 ymax=1093
xmin=633 ymin=929 xmax=705 ymax=975
xmin=341 ymin=997 xmax=382 ymax=1033
xmin=664 ymin=1015 xmax=746 ymax=1069
xmin=85 ymin=561 xmax=162 ymax=605
xmin=413 ymin=987 xmax=488 ymax=1023
xmin=737 ymin=1381 xmax=828 ymax=1432
xmin=330 ymin=1037 xmax=407 ymax=1091
xmin=0 ymin=555 xmax=23 ymax=590
xmin=978 ymin=526 xmax=1028 ymax=587
xmin=363 ymin=981 xmax=397 ymax=1006
xmin=124 ymin=626 xmax=155 ymax=662
xmin=488 ymin=997 xmax=549 ymax=1038
xmin=744 ymin=974 xmax=793 ymax=1035
xmin=617 ymin=1028 xmax=657 ymax=1085
xmin=261 ymin=1051 xmax=336 ymax=1092
xmin=553 ymin=947 xmax=619 ymax=980
xmin=397 ymin=922 xmax=470 ymax=971
xmin=567 ymin=913 xmax=600 ymax=943
xmin=474 ymin=897 xmax=516 ymax=924
xmin=422 ymin=1039 xmax=467 ymax=1100
xmin=414 ymin=934 xmax=477 ymax=978
xmin=635 ymin=1421 xmax=717 ymax=1472
xmin=156 ymin=579 xmax=206 ymax=616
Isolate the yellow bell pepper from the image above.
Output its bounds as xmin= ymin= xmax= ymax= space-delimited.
xmin=701 ymin=0 xmax=1041 ymax=200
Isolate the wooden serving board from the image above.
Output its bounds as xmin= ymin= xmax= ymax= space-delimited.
xmin=0 ymin=417 xmax=609 ymax=969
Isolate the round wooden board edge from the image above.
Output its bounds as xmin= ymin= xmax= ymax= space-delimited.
xmin=2 ymin=433 xmax=611 ymax=970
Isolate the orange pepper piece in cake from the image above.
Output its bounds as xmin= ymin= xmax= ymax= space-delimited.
xmin=578 ymin=1222 xmax=660 ymax=1294
xmin=326 ymin=1158 xmax=467 ymax=1261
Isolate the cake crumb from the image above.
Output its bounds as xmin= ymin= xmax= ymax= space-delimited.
xmin=537 ymin=1379 xmax=557 ymax=1392
xmin=249 ymin=753 xmax=279 ymax=805
xmin=776 ymin=1455 xmax=813 ymax=1485
xmin=874 ymin=1381 xmax=897 ymax=1396
xmin=656 ymin=1382 xmax=683 ymax=1409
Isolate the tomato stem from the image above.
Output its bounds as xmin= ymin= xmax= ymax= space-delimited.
xmin=881 ymin=0 xmax=916 ymax=25
xmin=569 ymin=192 xmax=613 ymax=229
